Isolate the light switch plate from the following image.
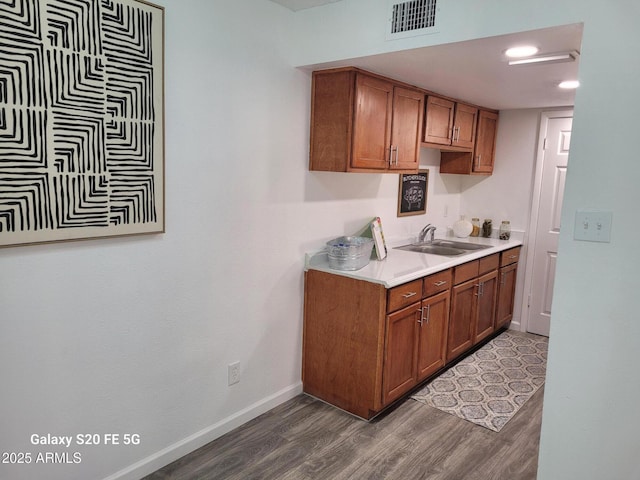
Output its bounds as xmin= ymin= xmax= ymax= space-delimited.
xmin=573 ymin=210 xmax=612 ymax=243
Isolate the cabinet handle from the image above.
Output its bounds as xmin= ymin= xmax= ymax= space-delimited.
xmin=417 ymin=305 xmax=430 ymax=326
xmin=476 ymin=154 xmax=482 ymax=167
xmin=509 ymin=255 xmax=517 ymax=259
xmin=500 ymin=272 xmax=506 ymax=286
xmin=475 ymin=282 xmax=484 ymax=296
xmin=434 ymin=280 xmax=447 ymax=287
xmin=389 ymin=146 xmax=399 ymax=166
xmin=402 ymin=291 xmax=417 ymax=299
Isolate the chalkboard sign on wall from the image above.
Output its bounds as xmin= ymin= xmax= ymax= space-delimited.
xmin=398 ymin=169 xmax=429 ymax=217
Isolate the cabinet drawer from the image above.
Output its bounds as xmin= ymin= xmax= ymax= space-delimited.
xmin=387 ymin=278 xmax=423 ymax=313
xmin=479 ymin=253 xmax=499 ymax=275
xmin=500 ymin=247 xmax=521 ymax=267
xmin=453 ymin=260 xmax=479 ymax=285
xmin=423 ymin=269 xmax=452 ymax=297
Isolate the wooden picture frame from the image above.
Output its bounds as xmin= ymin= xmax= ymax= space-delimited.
xmin=398 ymin=169 xmax=428 ymax=217
xmin=0 ymin=0 xmax=165 ymax=248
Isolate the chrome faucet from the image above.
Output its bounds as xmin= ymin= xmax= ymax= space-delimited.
xmin=418 ymin=224 xmax=436 ymax=243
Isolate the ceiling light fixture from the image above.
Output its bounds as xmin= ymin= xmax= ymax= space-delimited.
xmin=559 ymin=80 xmax=580 ymax=89
xmin=505 ymin=45 xmax=539 ymax=58
xmin=508 ymin=51 xmax=579 ymax=66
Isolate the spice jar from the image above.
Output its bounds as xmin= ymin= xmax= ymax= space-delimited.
xmin=470 ymin=218 xmax=480 ymax=237
xmin=482 ymin=219 xmax=492 ymax=238
xmin=499 ymin=220 xmax=511 ymax=240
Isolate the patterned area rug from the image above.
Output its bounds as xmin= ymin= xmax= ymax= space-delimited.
xmin=411 ymin=330 xmax=548 ymax=432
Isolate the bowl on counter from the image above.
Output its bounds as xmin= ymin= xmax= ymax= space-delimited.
xmin=326 ymin=236 xmax=374 ymax=271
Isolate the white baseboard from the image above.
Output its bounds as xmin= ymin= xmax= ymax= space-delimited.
xmin=509 ymin=319 xmax=522 ymax=331
xmin=104 ymin=382 xmax=303 ymax=480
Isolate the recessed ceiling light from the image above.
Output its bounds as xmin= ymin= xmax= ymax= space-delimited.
xmin=559 ymin=80 xmax=580 ymax=89
xmin=505 ymin=45 xmax=539 ymax=58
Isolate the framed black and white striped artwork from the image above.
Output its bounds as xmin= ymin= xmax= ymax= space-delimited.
xmin=0 ymin=0 xmax=164 ymax=247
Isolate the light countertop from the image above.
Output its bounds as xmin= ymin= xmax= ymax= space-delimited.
xmin=305 ymin=233 xmax=524 ymax=288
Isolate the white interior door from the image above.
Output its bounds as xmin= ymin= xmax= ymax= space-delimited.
xmin=526 ymin=112 xmax=573 ymax=336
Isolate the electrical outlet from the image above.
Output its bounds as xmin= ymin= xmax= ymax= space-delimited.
xmin=228 ymin=361 xmax=240 ymax=386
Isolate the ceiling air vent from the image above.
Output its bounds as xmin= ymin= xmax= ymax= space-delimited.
xmin=387 ymin=0 xmax=439 ymax=40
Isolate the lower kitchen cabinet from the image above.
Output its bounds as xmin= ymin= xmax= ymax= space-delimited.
xmin=302 ymin=247 xmax=519 ymax=419
xmin=383 ymin=302 xmax=421 ymax=405
xmin=496 ymin=247 xmax=521 ymax=329
xmin=448 ymin=278 xmax=476 ymax=361
xmin=303 ymin=270 xmax=388 ymax=419
xmin=416 ymin=290 xmax=450 ymax=381
xmin=383 ymin=289 xmax=450 ymax=405
xmin=446 ymin=254 xmax=498 ymax=362
xmin=474 ymin=270 xmax=498 ymax=344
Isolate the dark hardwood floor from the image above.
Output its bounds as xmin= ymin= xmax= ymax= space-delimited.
xmin=144 ymin=386 xmax=544 ymax=480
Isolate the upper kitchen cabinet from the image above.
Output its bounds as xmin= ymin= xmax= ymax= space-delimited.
xmin=309 ymin=68 xmax=424 ymax=173
xmin=439 ymin=109 xmax=499 ymax=175
xmin=423 ymin=95 xmax=478 ymax=151
xmin=473 ymin=109 xmax=499 ymax=173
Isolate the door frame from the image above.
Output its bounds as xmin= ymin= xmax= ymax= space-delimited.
xmin=519 ymin=109 xmax=573 ymax=334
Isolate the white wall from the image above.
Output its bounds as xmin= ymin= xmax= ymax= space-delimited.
xmin=0 ymin=2 xmax=311 ymax=478
xmin=3 ymin=1 xmax=640 ymax=479
xmin=460 ymin=109 xmax=541 ymax=232
xmin=289 ymin=1 xmax=640 ymax=479
xmin=0 ymin=2 xmax=460 ymax=479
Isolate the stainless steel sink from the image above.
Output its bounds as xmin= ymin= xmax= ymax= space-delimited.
xmin=395 ymin=244 xmax=467 ymax=256
xmin=429 ymin=239 xmax=492 ymax=251
xmin=394 ymin=239 xmax=492 ymax=256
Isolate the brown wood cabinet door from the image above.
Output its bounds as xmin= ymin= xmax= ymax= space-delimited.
xmin=383 ymin=302 xmax=420 ymax=405
xmin=303 ymin=270 xmax=387 ymax=419
xmin=391 ymin=87 xmax=424 ymax=171
xmin=474 ymin=110 xmax=498 ymax=173
xmin=452 ymin=103 xmax=478 ymax=149
xmin=423 ymin=95 xmax=454 ymax=145
xmin=416 ymin=291 xmax=450 ymax=381
xmin=474 ymin=270 xmax=498 ymax=344
xmin=352 ymin=74 xmax=393 ymax=170
xmin=496 ymin=263 xmax=518 ymax=328
xmin=447 ymin=278 xmax=476 ymax=362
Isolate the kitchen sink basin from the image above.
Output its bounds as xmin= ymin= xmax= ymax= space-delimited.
xmin=394 ymin=239 xmax=492 ymax=256
xmin=429 ymin=239 xmax=492 ymax=251
xmin=395 ymin=244 xmax=466 ymax=256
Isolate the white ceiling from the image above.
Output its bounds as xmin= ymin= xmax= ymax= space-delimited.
xmin=270 ymin=1 xmax=583 ymax=110
xmin=270 ymin=0 xmax=343 ymax=11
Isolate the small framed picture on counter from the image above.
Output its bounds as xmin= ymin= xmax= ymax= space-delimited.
xmin=398 ymin=169 xmax=428 ymax=217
